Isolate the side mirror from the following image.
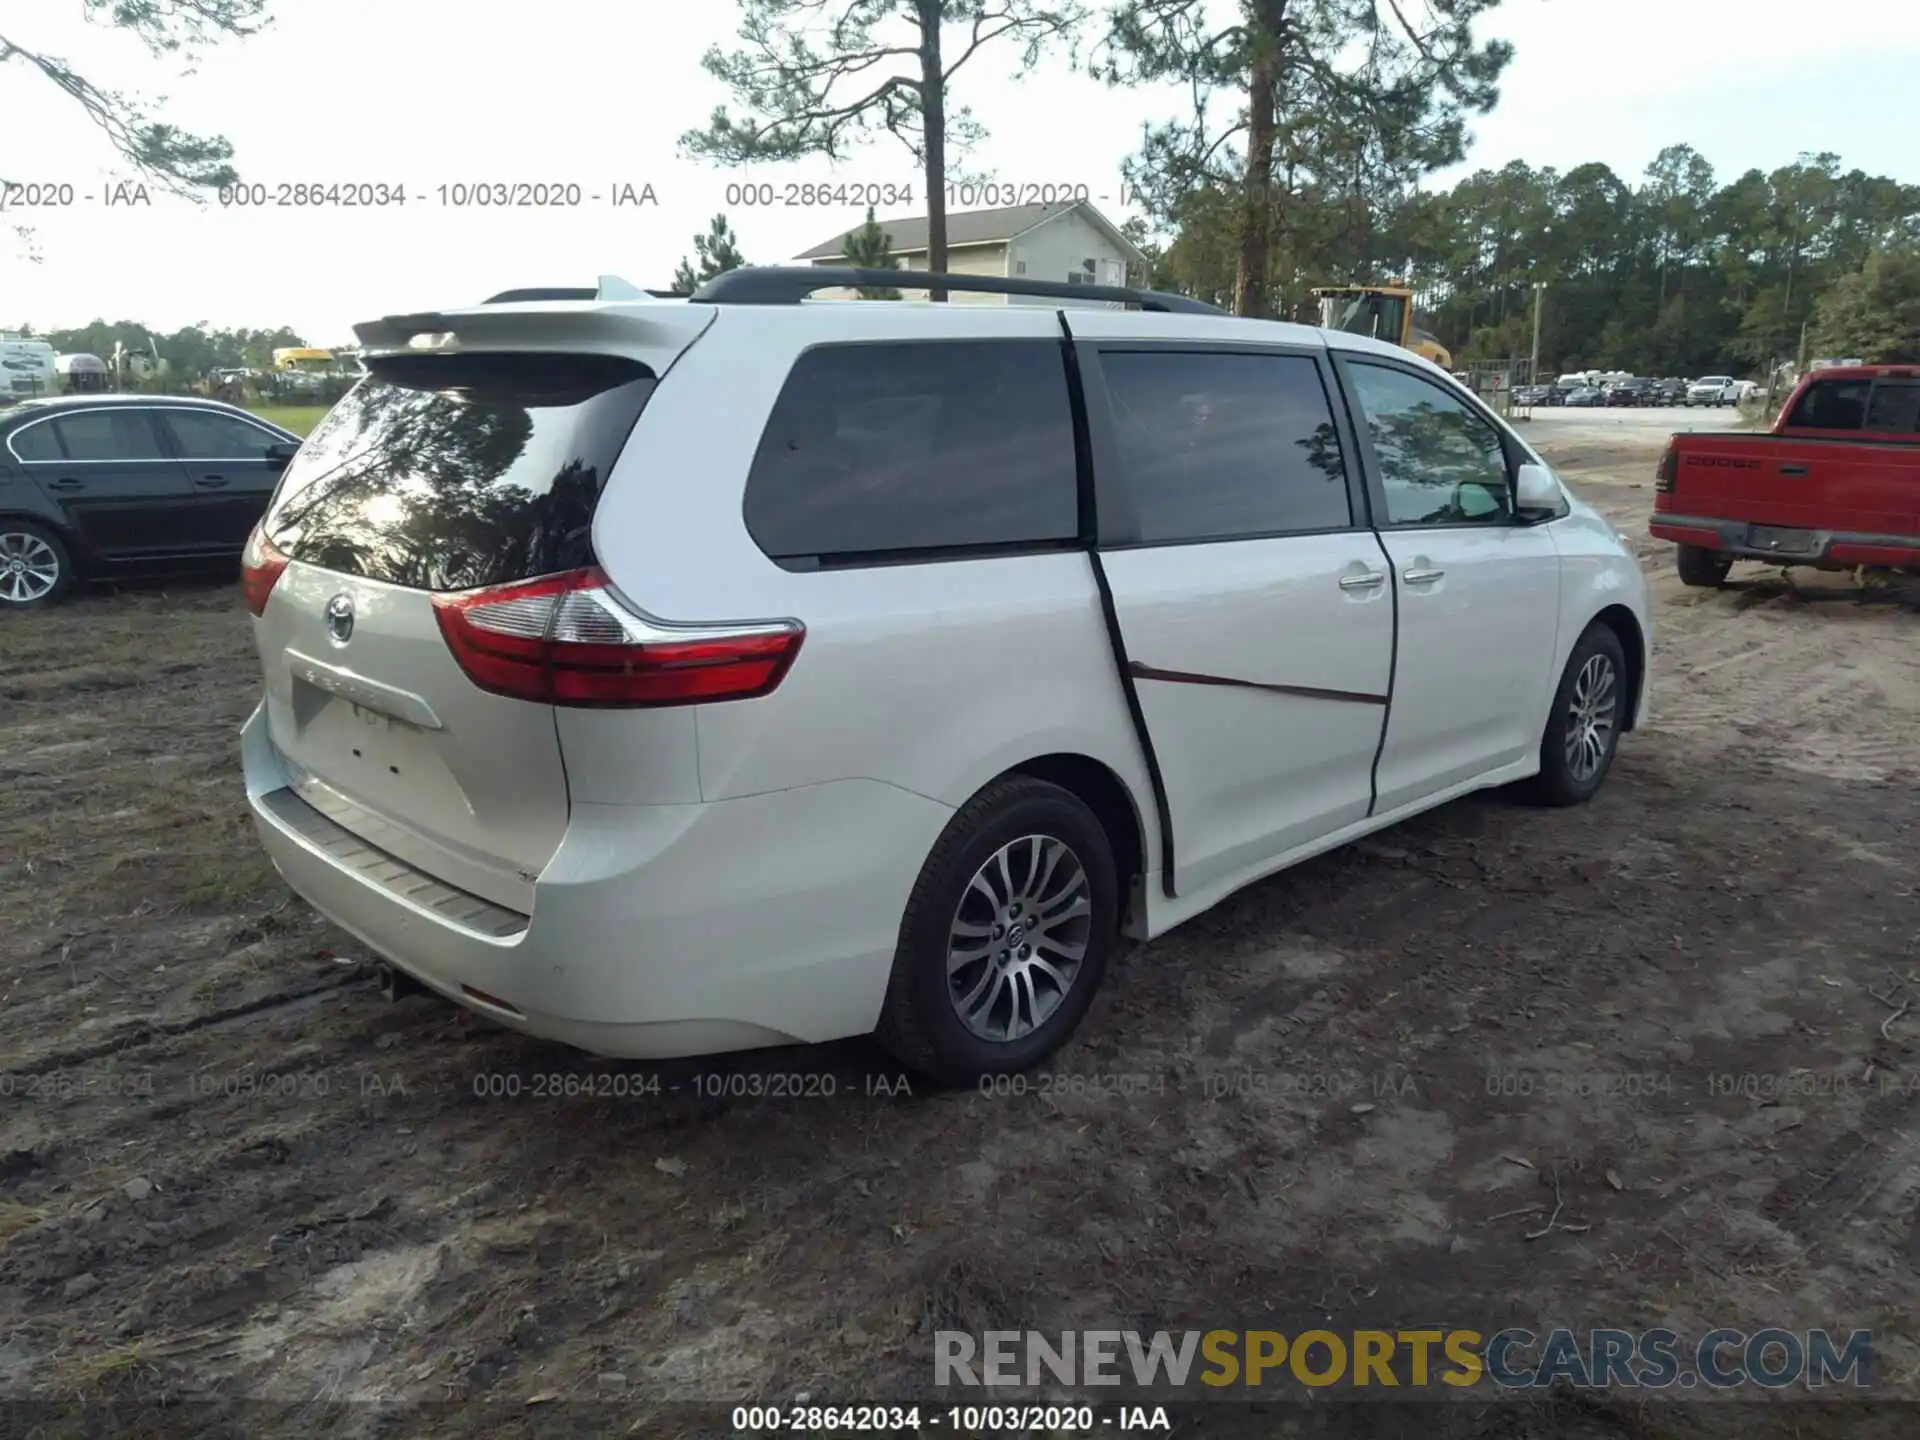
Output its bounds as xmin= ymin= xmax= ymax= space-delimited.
xmin=264 ymin=441 xmax=299 ymax=465
xmin=1514 ymin=462 xmax=1562 ymax=515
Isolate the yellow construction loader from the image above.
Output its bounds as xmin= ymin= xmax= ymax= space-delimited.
xmin=1311 ymin=284 xmax=1452 ymax=370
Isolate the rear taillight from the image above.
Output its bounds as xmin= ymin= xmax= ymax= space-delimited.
xmin=241 ymin=525 xmax=290 ymax=616
xmin=431 ymin=567 xmax=804 ymax=709
xmin=1654 ymin=443 xmax=1677 ymax=493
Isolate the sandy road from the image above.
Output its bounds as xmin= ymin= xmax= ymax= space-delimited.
xmin=0 ymin=419 xmax=1916 ymax=1439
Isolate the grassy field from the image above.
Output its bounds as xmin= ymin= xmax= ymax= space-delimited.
xmin=246 ymin=404 xmax=329 ymax=436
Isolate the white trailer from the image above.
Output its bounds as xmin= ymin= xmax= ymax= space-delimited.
xmin=0 ymin=338 xmax=57 ymax=398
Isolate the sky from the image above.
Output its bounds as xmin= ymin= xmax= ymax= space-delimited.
xmin=3 ymin=0 xmax=1918 ymax=346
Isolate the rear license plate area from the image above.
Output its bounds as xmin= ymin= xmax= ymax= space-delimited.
xmin=1745 ymin=525 xmax=1817 ymax=556
xmin=291 ymin=679 xmax=422 ymax=773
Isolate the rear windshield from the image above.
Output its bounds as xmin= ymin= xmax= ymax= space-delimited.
xmin=262 ymin=352 xmax=655 ymax=591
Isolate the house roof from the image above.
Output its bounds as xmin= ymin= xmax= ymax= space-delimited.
xmin=797 ymin=199 xmax=1146 ymax=265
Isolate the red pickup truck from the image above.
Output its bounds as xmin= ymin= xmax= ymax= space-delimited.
xmin=1650 ymin=364 xmax=1920 ymax=586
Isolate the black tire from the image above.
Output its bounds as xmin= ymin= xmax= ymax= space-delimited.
xmin=1522 ymin=623 xmax=1629 ymax=808
xmin=876 ymin=775 xmax=1121 ymax=1087
xmin=0 ymin=519 xmax=75 ymax=610
xmin=1676 ymin=544 xmax=1731 ymax=588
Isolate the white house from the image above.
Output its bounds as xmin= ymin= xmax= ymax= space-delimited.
xmin=795 ymin=200 xmax=1149 ymax=306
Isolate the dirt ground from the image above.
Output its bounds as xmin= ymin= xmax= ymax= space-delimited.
xmin=3 ymin=418 xmax=1918 ymax=1439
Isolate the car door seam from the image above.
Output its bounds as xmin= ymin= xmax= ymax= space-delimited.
xmin=1058 ymin=313 xmax=1178 ymax=899
xmin=1323 ymin=349 xmax=1399 ymax=820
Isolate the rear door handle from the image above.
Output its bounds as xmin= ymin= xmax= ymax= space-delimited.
xmin=1338 ymin=571 xmax=1385 ymax=591
xmin=1403 ymin=567 xmax=1446 ymax=584
xmin=46 ymin=476 xmax=83 ymax=491
xmin=194 ymin=474 xmax=229 ymax=488
xmin=1779 ymin=464 xmax=1808 ymax=475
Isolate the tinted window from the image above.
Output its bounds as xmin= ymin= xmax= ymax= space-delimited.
xmin=160 ymin=409 xmax=281 ymax=459
xmin=1787 ymin=379 xmax=1870 ymax=430
xmin=1098 ymin=351 xmax=1350 ymax=543
xmin=27 ymin=410 xmax=167 ymax=461
xmin=262 ymin=352 xmax=655 ymax=592
xmin=1347 ymin=363 xmax=1512 ymax=526
xmin=1865 ymin=381 xmax=1920 ymax=434
xmin=7 ymin=418 xmax=62 ymax=462
xmin=744 ymin=340 xmax=1078 ymax=564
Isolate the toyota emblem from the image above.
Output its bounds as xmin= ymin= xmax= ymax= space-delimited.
xmin=324 ymin=593 xmax=355 ymax=644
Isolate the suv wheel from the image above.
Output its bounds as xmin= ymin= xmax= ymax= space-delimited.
xmin=0 ymin=521 xmax=73 ymax=609
xmin=1676 ymin=544 xmax=1731 ymax=588
xmin=877 ymin=775 xmax=1120 ymax=1086
xmin=1523 ymin=624 xmax=1628 ymax=807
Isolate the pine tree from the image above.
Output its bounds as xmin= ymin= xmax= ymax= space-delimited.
xmin=672 ymin=214 xmax=748 ymax=294
xmin=842 ymin=207 xmax=903 ymax=299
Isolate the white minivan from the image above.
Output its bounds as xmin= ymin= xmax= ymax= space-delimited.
xmin=239 ymin=268 xmax=1651 ymax=1083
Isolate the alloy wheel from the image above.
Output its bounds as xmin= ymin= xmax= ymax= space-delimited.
xmin=945 ymin=834 xmax=1092 ymax=1043
xmin=1564 ymin=652 xmax=1618 ymax=782
xmin=0 ymin=530 xmax=60 ymax=605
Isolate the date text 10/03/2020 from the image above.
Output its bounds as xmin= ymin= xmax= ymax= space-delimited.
xmin=5 ymin=177 xmax=1158 ymax=212
xmin=720 ymin=180 xmax=1149 ymax=208
xmin=0 ymin=181 xmax=664 ymax=210
xmin=730 ymin=1406 xmax=1171 ymax=1433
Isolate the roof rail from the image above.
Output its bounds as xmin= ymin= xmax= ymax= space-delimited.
xmin=691 ymin=266 xmax=1226 ymax=315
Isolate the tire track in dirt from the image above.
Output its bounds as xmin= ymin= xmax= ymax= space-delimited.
xmin=6 ymin=971 xmax=369 ymax=1075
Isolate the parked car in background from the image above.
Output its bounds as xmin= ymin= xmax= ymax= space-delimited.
xmin=1605 ymin=380 xmax=1651 ymax=407
xmin=1652 ymin=379 xmax=1688 ymax=407
xmin=0 ymin=395 xmax=301 ymax=607
xmin=235 ymin=267 xmax=1651 ymax=1083
xmin=1687 ymin=376 xmax=1739 ymax=407
xmin=1652 ymin=363 xmax=1920 ymax=585
xmin=1514 ymin=384 xmax=1556 ymax=407
xmin=1564 ymin=385 xmax=1605 ymax=408
xmin=56 ymin=353 xmax=112 ymax=395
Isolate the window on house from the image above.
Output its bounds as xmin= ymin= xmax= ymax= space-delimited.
xmin=1013 ymin=260 xmax=1027 ymax=275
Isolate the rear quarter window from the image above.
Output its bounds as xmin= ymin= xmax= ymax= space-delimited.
xmin=742 ymin=339 xmax=1080 ymax=568
xmin=262 ymin=352 xmax=655 ymax=592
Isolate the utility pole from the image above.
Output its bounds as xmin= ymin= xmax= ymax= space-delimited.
xmin=1530 ymin=281 xmax=1547 ymax=386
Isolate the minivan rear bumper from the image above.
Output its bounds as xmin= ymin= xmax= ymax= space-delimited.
xmin=241 ymin=703 xmax=952 ymax=1059
xmin=1650 ymin=516 xmax=1920 ymax=570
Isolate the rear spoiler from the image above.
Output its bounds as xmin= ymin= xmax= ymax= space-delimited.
xmin=353 ymin=283 xmax=714 ymax=357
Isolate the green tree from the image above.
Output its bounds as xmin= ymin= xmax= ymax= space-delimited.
xmin=671 ymin=214 xmax=749 ymax=293
xmin=1812 ymin=247 xmax=1920 ymax=363
xmin=680 ymin=0 xmax=1087 ymax=299
xmin=1131 ymin=135 xmax=1920 ymax=378
xmin=841 ymin=206 xmax=904 ymax=298
xmin=1096 ymin=0 xmax=1513 ymax=317
xmin=1 ymin=1 xmax=270 ymax=203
